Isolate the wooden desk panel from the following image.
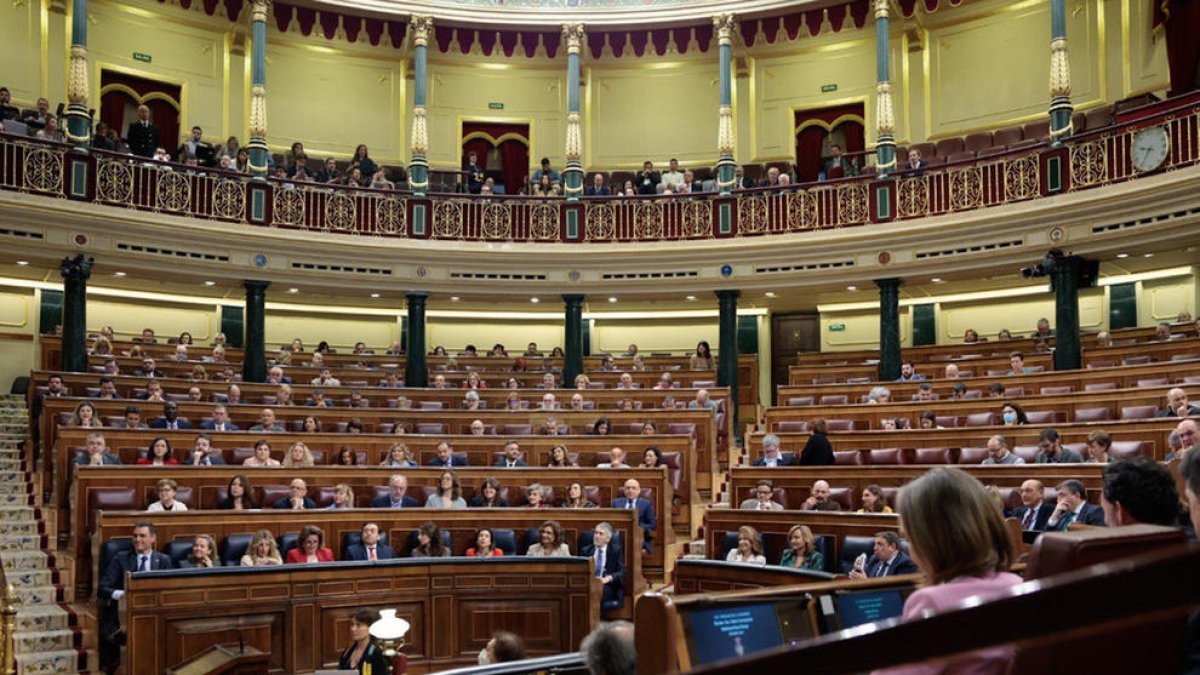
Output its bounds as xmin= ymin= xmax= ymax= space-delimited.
xmin=122 ymin=556 xmax=599 ymax=675
xmin=672 ymin=559 xmax=842 ymax=594
xmin=76 ymin=468 xmax=667 ymax=596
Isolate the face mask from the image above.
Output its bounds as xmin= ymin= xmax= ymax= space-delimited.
xmin=1003 ymin=411 xmax=1017 ymax=424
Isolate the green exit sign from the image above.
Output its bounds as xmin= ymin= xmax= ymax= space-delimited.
xmin=828 ymin=322 xmax=846 ymax=332
xmin=821 ymin=83 xmax=837 ymax=93
xmin=488 ymin=102 xmax=504 ymax=110
xmin=133 ymin=52 xmax=152 ymax=63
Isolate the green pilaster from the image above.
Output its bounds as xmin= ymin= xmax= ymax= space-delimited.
xmin=874 ymin=0 xmax=897 ymax=178
xmin=876 ymin=278 xmax=902 ymax=381
xmin=59 ymin=255 xmax=92 ymax=372
xmin=246 ymin=0 xmax=270 ymax=179
xmin=562 ymin=25 xmax=585 ymax=201
xmin=1048 ymin=0 xmax=1074 ymax=144
xmin=1053 ymin=257 xmax=1084 ymax=371
xmin=563 ymin=294 xmax=585 ymax=385
xmin=242 ymin=280 xmax=269 ymax=383
xmin=716 ymin=289 xmax=740 ymax=431
xmin=715 ymin=15 xmax=736 ymax=194
xmin=65 ymin=0 xmax=91 ymax=151
xmin=409 ymin=17 xmax=432 ymax=196
xmin=405 ymin=292 xmax=430 ymax=387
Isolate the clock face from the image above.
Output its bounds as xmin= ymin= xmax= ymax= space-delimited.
xmin=1131 ymin=126 xmax=1169 ymax=173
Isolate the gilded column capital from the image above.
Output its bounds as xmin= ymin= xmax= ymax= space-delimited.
xmin=411 ymin=15 xmax=433 ymax=48
xmin=563 ymin=23 xmax=585 ymax=55
xmin=411 ymin=106 xmax=428 ymax=156
xmin=714 ymin=13 xmax=736 ymax=46
xmin=1049 ymin=36 xmax=1071 ymax=98
xmin=875 ymin=81 xmax=895 ymax=136
xmin=250 ymin=0 xmax=268 ymax=24
xmin=67 ymin=45 xmax=89 ymax=106
xmin=564 ymin=111 xmax=582 ymax=162
xmin=874 ymin=0 xmax=889 ymax=20
xmin=249 ymin=84 xmax=268 ymax=139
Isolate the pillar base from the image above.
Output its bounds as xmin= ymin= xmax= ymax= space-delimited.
xmin=716 ymin=156 xmax=736 ymax=196
xmin=247 ymin=137 xmax=269 ymax=181
xmin=408 ymin=157 xmax=430 ymax=197
xmin=65 ymin=103 xmax=91 ymax=154
xmin=563 ymin=162 xmax=584 ymax=202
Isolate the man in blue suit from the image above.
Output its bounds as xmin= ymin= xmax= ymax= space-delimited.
xmin=849 ymin=531 xmax=919 ymax=579
xmin=150 ymin=401 xmax=193 ymax=430
xmin=580 ymin=522 xmax=625 ymax=616
xmin=1046 ymin=479 xmax=1107 ymax=530
xmin=1012 ymin=479 xmax=1055 ymax=531
xmin=370 ymin=474 xmax=420 ymax=508
xmin=344 ymin=522 xmax=396 ymax=561
xmin=426 ymin=441 xmax=468 ymax=467
xmin=183 ymin=434 xmax=226 ymax=465
xmin=199 ymin=405 xmax=239 ymax=432
xmin=612 ymin=478 xmax=655 ymax=553
xmin=98 ymin=522 xmax=172 ymax=672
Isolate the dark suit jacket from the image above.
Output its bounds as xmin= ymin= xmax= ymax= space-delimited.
xmin=493 ymin=459 xmax=528 ymax=468
xmin=799 ymin=433 xmax=835 ymax=466
xmin=99 ymin=550 xmax=173 ymax=600
xmin=150 ymin=418 xmax=193 ymax=430
xmin=199 ymin=421 xmax=240 ymax=431
xmin=753 ymin=454 xmax=798 ymax=467
xmin=612 ymin=497 xmax=655 ymax=551
xmin=272 ymin=497 xmax=317 ymax=509
xmin=468 ymin=496 xmax=509 ymax=508
xmin=1051 ymin=503 xmax=1106 ymax=530
xmin=345 ymin=543 xmax=397 ymax=561
xmin=635 ymin=171 xmax=660 ymax=195
xmin=865 ymin=551 xmax=918 ymax=577
xmin=1158 ymin=404 xmax=1200 ymax=418
xmin=903 ymin=159 xmax=929 ymax=176
xmin=463 ymin=161 xmax=484 ymax=193
xmin=183 ymin=454 xmax=227 ymax=466
xmin=1013 ymin=502 xmax=1055 ymax=531
xmin=76 ymin=452 xmax=122 ymax=465
xmin=126 ymin=121 xmax=160 ymax=158
xmin=581 ymin=543 xmax=625 ymax=609
xmin=735 ymin=176 xmax=756 ymax=190
xmin=426 ymin=456 xmax=468 ymax=467
xmin=369 ymin=495 xmax=420 ymax=508
xmin=584 ymin=185 xmax=611 ymax=196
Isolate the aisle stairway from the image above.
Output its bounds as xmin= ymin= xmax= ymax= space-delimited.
xmin=0 ymin=394 xmax=86 ymax=674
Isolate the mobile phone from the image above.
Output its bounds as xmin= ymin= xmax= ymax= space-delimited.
xmin=854 ymin=553 xmax=867 ymax=570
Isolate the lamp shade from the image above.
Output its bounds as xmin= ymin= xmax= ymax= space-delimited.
xmin=369 ymin=609 xmax=411 ymax=641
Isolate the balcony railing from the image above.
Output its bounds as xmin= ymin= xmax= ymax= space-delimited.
xmin=2 ymin=98 xmax=1197 ymax=243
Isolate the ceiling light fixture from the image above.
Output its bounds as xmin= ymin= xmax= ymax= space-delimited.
xmin=204 ymin=281 xmax=216 ymax=286
xmin=15 ymin=260 xmax=29 ymax=266
xmin=1143 ymin=253 xmax=1154 ymax=258
xmin=608 ymin=297 xmax=618 ymax=303
xmin=846 ymin=285 xmax=857 ymax=291
xmin=288 ymin=287 xmax=299 ymax=293
xmin=114 ymin=271 xmax=127 ymax=277
xmin=450 ymin=296 xmax=460 ymax=302
xmin=370 ymin=293 xmax=381 ymax=298
xmin=1116 ymin=253 xmax=1129 ymax=259
xmin=930 ymin=277 xmax=943 ymax=283
xmin=765 ymin=291 xmax=777 ymax=298
xmin=685 ymin=295 xmax=697 ymax=301
xmin=530 ymin=297 xmax=540 ymax=304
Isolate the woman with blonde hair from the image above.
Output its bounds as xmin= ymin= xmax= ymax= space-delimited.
xmin=181 ymin=534 xmax=220 ymax=568
xmin=69 ymin=401 xmax=100 ymax=427
xmin=875 ymin=468 xmax=1020 ymax=675
xmin=779 ymin=524 xmax=823 ymax=571
xmin=240 ymin=529 xmax=282 ymax=566
xmin=283 ymin=441 xmax=314 ymax=468
xmin=90 ymin=336 xmax=112 ymax=355
xmin=327 ymin=483 xmax=355 ymax=509
xmin=189 ymin=364 xmax=208 ymax=382
xmin=574 ymin=374 xmax=591 ymax=390
xmin=726 ymin=525 xmax=766 ymax=565
xmin=381 ymin=443 xmax=417 ymax=468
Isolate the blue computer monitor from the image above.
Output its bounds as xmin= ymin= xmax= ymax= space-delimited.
xmin=682 ymin=602 xmax=784 ymax=666
xmin=833 ymin=589 xmax=906 ymax=629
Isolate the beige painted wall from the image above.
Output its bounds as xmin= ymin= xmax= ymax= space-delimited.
xmin=0 ymin=288 xmax=38 ymax=391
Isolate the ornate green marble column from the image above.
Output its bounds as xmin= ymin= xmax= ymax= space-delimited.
xmin=874 ymin=0 xmax=897 ymax=177
xmin=60 ymin=255 xmax=92 ymax=372
xmin=1048 ymin=0 xmax=1074 ymax=144
xmin=405 ymin=292 xmax=429 ymax=387
xmin=1053 ymin=257 xmax=1084 ymax=371
xmin=408 ymin=16 xmax=433 ymax=196
xmin=243 ymin=280 xmax=269 ymax=383
xmin=64 ymin=0 xmax=91 ymax=151
xmin=716 ymin=289 xmax=740 ymax=430
xmin=246 ymin=0 xmax=270 ymax=179
xmin=714 ymin=14 xmax=736 ymax=195
xmin=563 ymin=294 xmax=585 ymax=385
xmin=562 ymin=24 xmax=585 ymax=201
xmin=876 ymin=278 xmax=902 ymax=381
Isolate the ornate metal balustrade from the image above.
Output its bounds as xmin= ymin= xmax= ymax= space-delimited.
xmin=2 ymin=99 xmax=1197 ymax=243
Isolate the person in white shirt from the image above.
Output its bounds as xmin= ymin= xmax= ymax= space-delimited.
xmin=660 ymin=158 xmax=685 ymax=192
xmin=725 ymin=526 xmax=766 ymax=565
xmin=147 ymin=478 xmax=188 ymax=512
xmin=738 ymin=480 xmax=784 ymax=510
xmin=596 ymin=447 xmax=630 ymax=469
xmin=310 ymin=368 xmax=341 ymax=387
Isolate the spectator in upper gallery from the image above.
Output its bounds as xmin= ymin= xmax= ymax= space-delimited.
xmin=760 ymin=166 xmax=781 ymax=189
xmin=126 ymin=104 xmax=160 ymax=158
xmin=532 ymin=174 xmax=560 ymax=196
xmin=175 ymin=125 xmax=211 ymax=163
xmin=350 ymin=144 xmax=378 ymax=179
xmin=1008 ymin=351 xmax=1035 ymax=375
xmin=1031 ymin=318 xmax=1054 ymax=339
xmin=733 ymin=164 xmax=756 ymax=190
xmin=902 ymin=147 xmax=928 ymax=177
xmin=235 ymin=147 xmax=250 ymax=172
xmin=22 ymin=96 xmax=52 ymax=128
xmin=754 ymin=434 xmax=797 ymax=467
xmin=636 ymin=160 xmax=661 ymax=195
xmin=660 ymin=158 xmax=685 ymax=192
xmin=820 ymin=144 xmax=858 ymax=180
xmin=1159 ymin=387 xmax=1200 ymax=418
xmin=982 ymin=435 xmax=1025 ymax=465
xmin=369 ymin=168 xmax=394 ymax=190
xmin=316 ymin=157 xmax=342 ymax=184
xmin=531 ymin=157 xmax=561 ymax=185
xmin=1035 ymin=428 xmax=1084 ymax=464
xmin=215 ymin=135 xmax=239 ymax=164
xmin=0 ymin=87 xmax=19 ymax=120
xmin=963 ymin=328 xmax=980 ymax=343
xmin=462 ymin=150 xmax=484 ymax=194
xmin=895 ymin=359 xmax=925 ymax=382
xmin=777 ymin=173 xmax=792 ymax=188
xmin=585 ymin=173 xmax=610 ymax=196
xmin=35 ymin=116 xmax=62 ymax=141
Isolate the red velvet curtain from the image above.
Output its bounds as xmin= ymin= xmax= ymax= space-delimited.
xmin=794 ymin=102 xmax=866 ymax=180
xmin=461 ymin=122 xmax=530 ymax=194
xmin=497 ymin=140 xmax=528 ymax=195
xmin=100 ymin=71 xmax=182 ymax=151
xmin=1160 ymin=0 xmax=1200 ymax=96
xmin=795 ymin=127 xmax=826 ymax=183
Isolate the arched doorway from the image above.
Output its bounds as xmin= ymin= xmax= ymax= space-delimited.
xmin=99 ymin=70 xmax=182 ymax=153
xmin=794 ymin=103 xmax=865 ymax=182
xmin=461 ymin=121 xmax=530 ymax=195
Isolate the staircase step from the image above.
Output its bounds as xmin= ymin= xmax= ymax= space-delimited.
xmin=11 ymin=585 xmax=59 ymax=605
xmin=13 ymin=628 xmax=76 ymax=654
xmin=0 ymin=534 xmax=46 ymax=552
xmin=14 ymin=604 xmax=73 ymax=632
xmin=15 ymin=649 xmax=83 ymax=675
xmin=7 ymin=569 xmax=54 ymax=588
xmin=2 ymin=550 xmax=49 ymax=571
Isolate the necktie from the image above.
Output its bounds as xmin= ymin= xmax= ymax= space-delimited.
xmin=1060 ymin=512 xmax=1076 ymax=530
xmin=627 ymin=501 xmax=634 ymax=510
xmin=595 ymin=548 xmax=605 ymax=578
xmin=876 ymin=561 xmax=889 ymax=578
xmin=368 ymin=546 xmax=377 ymax=561
xmin=138 ymin=555 xmax=148 ymax=572
xmin=1023 ymin=508 xmax=1035 ymax=531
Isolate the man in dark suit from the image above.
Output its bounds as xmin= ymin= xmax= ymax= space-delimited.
xmin=462 ymin=151 xmax=484 ymax=194
xmin=199 ymin=405 xmax=239 ymax=431
xmin=752 ymin=434 xmax=798 ymax=467
xmin=849 ymin=532 xmax=919 ymax=579
xmin=903 ymin=148 xmax=929 ymax=177
xmin=580 ymin=522 xmax=625 ymax=616
xmin=733 ymin=165 xmax=756 ymax=190
xmin=150 ymin=401 xmax=192 ymax=430
xmin=1046 ymin=479 xmax=1106 ymax=530
xmin=344 ymin=522 xmax=396 ymax=561
xmin=426 ymin=441 xmax=468 ymax=467
xmin=76 ymin=431 xmax=122 ymax=466
xmin=1012 ymin=479 xmax=1055 ymax=531
xmin=370 ymin=474 xmax=420 ymax=508
xmin=133 ymin=357 xmax=164 ymax=378
xmin=493 ymin=441 xmax=528 ymax=468
xmin=98 ymin=522 xmax=173 ymax=673
xmin=611 ymin=479 xmax=655 ymax=553
xmin=1158 ymin=388 xmax=1200 ymax=418
xmin=273 ymin=478 xmax=318 ymax=509
xmin=584 ymin=173 xmax=610 ymax=196
xmin=0 ymin=87 xmax=19 ymax=121
xmin=635 ymin=161 xmax=660 ymax=195
xmin=126 ymin=104 xmax=160 ymax=158
xmin=183 ymin=434 xmax=226 ymax=466
xmin=32 ymin=373 xmax=67 ymax=420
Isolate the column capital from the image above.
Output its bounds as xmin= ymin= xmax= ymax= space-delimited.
xmin=562 ymin=23 xmax=585 ymax=55
xmin=411 ymin=15 xmax=434 ymax=47
xmin=244 ymin=279 xmax=270 ymax=292
xmin=714 ymin=13 xmax=736 ymax=45
xmin=405 ymin=291 xmax=431 ymax=302
xmin=250 ymin=0 xmax=269 ymax=23
xmin=715 ymin=289 xmax=741 ymax=301
xmin=60 ymin=254 xmax=93 ymax=283
xmin=562 ymin=294 xmax=585 ymax=304
xmin=874 ymin=0 xmax=889 ymax=20
xmin=874 ymin=277 xmax=902 ymax=290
